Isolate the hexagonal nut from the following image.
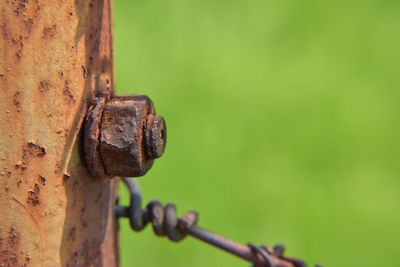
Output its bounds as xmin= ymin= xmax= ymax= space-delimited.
xmin=99 ymin=95 xmax=166 ymax=177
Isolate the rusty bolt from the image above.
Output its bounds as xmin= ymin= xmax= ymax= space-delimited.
xmin=84 ymin=95 xmax=166 ymax=177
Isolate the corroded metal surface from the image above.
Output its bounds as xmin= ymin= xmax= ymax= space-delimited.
xmin=84 ymin=95 xmax=166 ymax=177
xmin=84 ymin=97 xmax=107 ymax=177
xmin=0 ymin=0 xmax=118 ymax=266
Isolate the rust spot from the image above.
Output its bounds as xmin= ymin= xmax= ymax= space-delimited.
xmin=27 ymin=183 xmax=40 ymax=206
xmin=63 ymin=81 xmax=76 ymax=104
xmin=38 ymin=80 xmax=50 ymax=93
xmin=0 ymin=251 xmax=18 ymax=266
xmin=81 ymin=65 xmax=87 ymax=78
xmin=38 ymin=175 xmax=46 ymax=186
xmin=1 ymin=23 xmax=9 ymax=41
xmin=19 ymin=142 xmax=46 ymax=172
xmin=0 ymin=226 xmax=22 ymax=266
xmin=13 ymin=0 xmax=28 ymax=16
xmin=42 ymin=24 xmax=57 ymax=39
xmin=11 ymin=36 xmax=24 ymax=59
xmin=7 ymin=226 xmax=20 ymax=248
xmin=33 ymin=0 xmax=41 ymax=16
xmin=16 ymin=179 xmax=22 ymax=187
xmin=15 ymin=160 xmax=27 ymax=171
xmin=16 ymin=45 xmax=23 ymax=58
xmin=13 ymin=92 xmax=22 ymax=112
xmin=23 ymin=141 xmax=46 ymax=160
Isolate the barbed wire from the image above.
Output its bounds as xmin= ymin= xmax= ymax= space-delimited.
xmin=115 ymin=178 xmax=321 ymax=267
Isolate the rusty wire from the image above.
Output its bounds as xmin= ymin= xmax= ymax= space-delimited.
xmin=115 ymin=178 xmax=320 ymax=267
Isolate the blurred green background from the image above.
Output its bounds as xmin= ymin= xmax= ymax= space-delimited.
xmin=114 ymin=1 xmax=400 ymax=266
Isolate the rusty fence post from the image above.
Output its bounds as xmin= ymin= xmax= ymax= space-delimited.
xmin=0 ymin=0 xmax=119 ymax=266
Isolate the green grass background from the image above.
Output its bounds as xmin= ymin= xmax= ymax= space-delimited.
xmin=114 ymin=1 xmax=400 ymax=266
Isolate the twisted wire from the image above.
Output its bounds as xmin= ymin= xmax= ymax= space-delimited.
xmin=115 ymin=178 xmax=198 ymax=242
xmin=248 ymin=243 xmax=273 ymax=267
xmin=115 ymin=178 xmax=319 ymax=267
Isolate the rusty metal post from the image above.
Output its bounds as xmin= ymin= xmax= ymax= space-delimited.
xmin=0 ymin=0 xmax=119 ymax=266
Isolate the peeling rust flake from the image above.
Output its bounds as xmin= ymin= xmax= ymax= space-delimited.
xmin=23 ymin=141 xmax=46 ymax=159
xmin=27 ymin=183 xmax=41 ymax=206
